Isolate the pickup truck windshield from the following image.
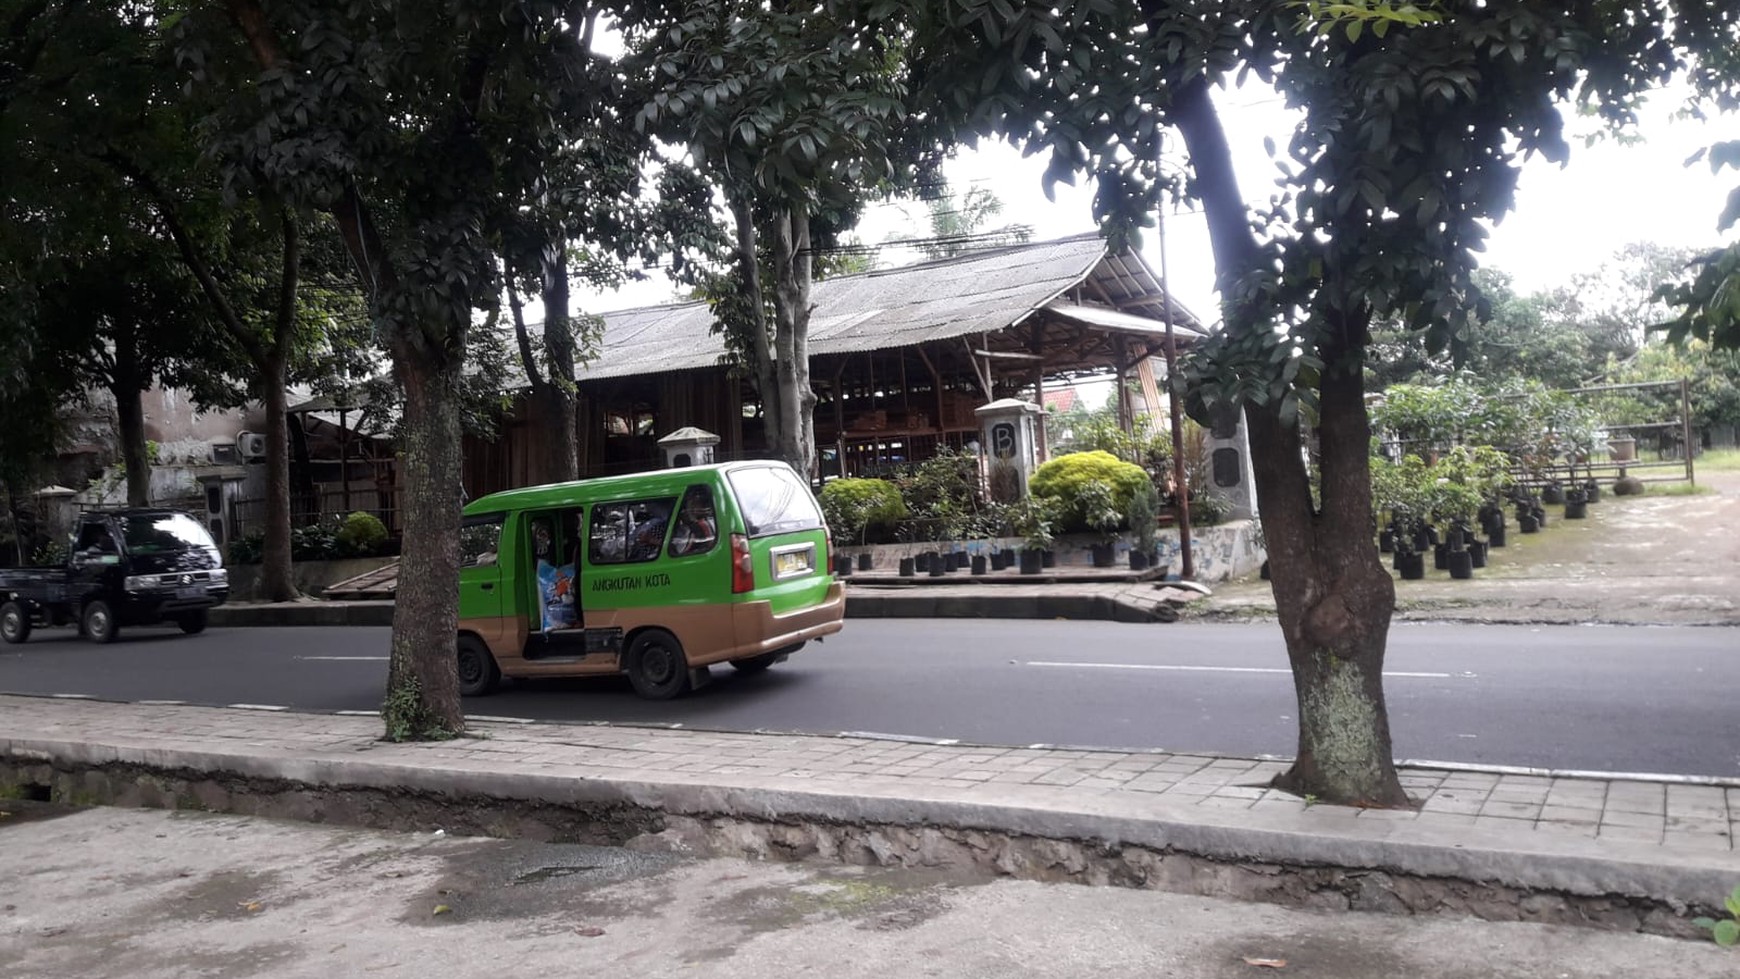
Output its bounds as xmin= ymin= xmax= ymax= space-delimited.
xmin=727 ymin=466 xmax=823 ymax=537
xmin=122 ymin=513 xmax=217 ymax=554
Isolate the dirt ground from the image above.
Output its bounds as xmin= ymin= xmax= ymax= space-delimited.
xmin=1205 ymin=467 xmax=1740 ymax=627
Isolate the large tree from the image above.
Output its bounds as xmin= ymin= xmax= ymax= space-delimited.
xmin=913 ymin=0 xmax=1683 ymax=805
xmin=179 ymin=1 xmax=622 ymax=738
xmin=628 ymin=0 xmax=923 ymax=475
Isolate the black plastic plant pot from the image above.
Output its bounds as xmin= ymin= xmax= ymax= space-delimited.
xmin=1565 ymin=501 xmax=1587 ymax=519
xmin=1019 ymin=549 xmax=1044 ymax=575
xmin=928 ymin=555 xmax=946 ymax=577
xmin=898 ymin=557 xmax=915 ymax=577
xmin=1470 ymin=540 xmax=1488 ymax=568
xmin=1433 ymin=543 xmax=1448 ymax=571
xmin=1519 ymin=514 xmax=1539 ymax=534
xmin=1091 ymin=542 xmax=1117 ymax=568
xmin=1489 ymin=522 xmax=1507 ymax=548
xmin=914 ymin=552 xmax=931 ymax=573
xmin=833 ymin=554 xmax=853 ymax=577
xmin=1534 ymin=506 xmax=1548 ymax=528
xmin=1129 ymin=550 xmax=1149 ymax=571
xmin=1584 ymin=481 xmax=1601 ymax=503
xmin=1379 ymin=528 xmax=1395 ymax=554
xmin=857 ymin=553 xmax=872 ymax=571
xmin=1259 ymin=559 xmax=1271 ymax=581
xmin=971 ymin=555 xmax=988 ymax=575
xmin=1542 ymin=482 xmax=1565 ymax=505
xmin=1392 ymin=548 xmax=1406 ymax=571
xmin=1447 ymin=549 xmax=1474 ymax=579
xmin=990 ymin=552 xmax=1006 ymax=571
xmin=1398 ymin=552 xmax=1426 ymax=580
xmin=1425 ymin=525 xmax=1441 ymax=546
xmin=1041 ymin=550 xmax=1056 ymax=568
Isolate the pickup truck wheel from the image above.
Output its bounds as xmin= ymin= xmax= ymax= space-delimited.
xmin=456 ymin=635 xmax=500 ymax=697
xmin=0 ymin=601 xmax=30 ymax=644
xmin=82 ymin=600 xmax=118 ymax=644
xmin=625 ymin=629 xmax=692 ymax=700
xmin=176 ymin=611 xmax=208 ymax=635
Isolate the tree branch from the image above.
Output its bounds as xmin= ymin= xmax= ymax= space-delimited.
xmin=225 ymin=0 xmax=284 ymax=69
xmin=102 ymin=150 xmax=270 ymax=367
xmin=507 ymin=280 xmax=546 ymax=394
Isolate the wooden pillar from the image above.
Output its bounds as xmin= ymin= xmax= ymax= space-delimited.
xmin=1114 ymin=334 xmax=1132 ymax=433
xmin=1030 ymin=321 xmax=1047 ymax=461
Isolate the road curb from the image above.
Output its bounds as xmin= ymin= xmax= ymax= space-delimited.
xmin=208 ymin=593 xmax=1172 ymax=627
xmin=2 ymin=725 xmax=1732 ymax=923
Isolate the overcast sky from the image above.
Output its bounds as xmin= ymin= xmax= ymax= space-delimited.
xmin=577 ymin=84 xmax=1735 ymax=337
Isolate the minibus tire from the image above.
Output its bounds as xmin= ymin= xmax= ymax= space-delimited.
xmin=626 ymin=629 xmax=692 ymax=700
xmin=456 ymin=635 xmax=501 ymax=697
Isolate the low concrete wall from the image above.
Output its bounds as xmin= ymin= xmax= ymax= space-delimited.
xmin=224 ymin=556 xmax=397 ymax=602
xmin=838 ymin=520 xmax=1265 ymax=583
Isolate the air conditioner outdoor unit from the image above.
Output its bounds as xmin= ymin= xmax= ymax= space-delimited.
xmin=236 ymin=431 xmax=268 ymax=461
xmin=210 ymin=442 xmax=240 ymax=465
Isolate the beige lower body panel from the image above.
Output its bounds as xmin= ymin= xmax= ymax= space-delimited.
xmin=459 ymin=582 xmax=846 ymax=678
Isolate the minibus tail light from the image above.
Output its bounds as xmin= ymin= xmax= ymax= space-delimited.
xmin=731 ymin=534 xmax=754 ymax=593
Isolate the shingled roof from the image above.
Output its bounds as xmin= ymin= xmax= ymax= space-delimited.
xmin=573 ymin=233 xmax=1204 ymax=382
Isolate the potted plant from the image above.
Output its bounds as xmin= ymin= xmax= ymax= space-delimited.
xmin=1127 ymin=483 xmax=1160 ymax=571
xmin=1008 ymin=496 xmax=1055 ymax=575
xmin=1077 ymin=479 xmax=1123 ymax=569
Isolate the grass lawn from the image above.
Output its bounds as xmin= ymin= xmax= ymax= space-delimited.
xmin=1696 ymin=448 xmax=1740 ymax=472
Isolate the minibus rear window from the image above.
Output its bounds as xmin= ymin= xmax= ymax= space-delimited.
xmin=727 ymin=466 xmax=823 ymax=537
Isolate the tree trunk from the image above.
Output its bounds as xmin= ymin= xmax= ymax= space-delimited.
xmin=1167 ymin=77 xmax=1408 ymax=807
xmin=729 ymin=193 xmax=782 ymax=461
xmin=381 ymin=352 xmax=466 ymax=739
xmin=258 ymin=354 xmax=299 ymax=601
xmin=771 ymin=204 xmax=817 ymax=475
xmin=540 ymin=242 xmax=579 ymax=483
xmin=110 ymin=327 xmax=151 ymax=506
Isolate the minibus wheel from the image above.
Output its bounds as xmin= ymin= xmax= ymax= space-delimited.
xmin=456 ymin=635 xmax=501 ymax=697
xmin=625 ymin=629 xmax=691 ymax=700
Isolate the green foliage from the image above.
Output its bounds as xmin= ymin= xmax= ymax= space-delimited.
xmin=1028 ymin=451 xmax=1151 ymax=533
xmin=1187 ymin=493 xmax=1231 ymax=528
xmin=1050 ymin=400 xmax=1174 ymax=475
xmin=336 ymin=511 xmax=389 ymax=557
xmin=31 ymin=538 xmax=68 ymax=569
xmin=819 ymin=478 xmax=908 ymax=545
xmin=1004 ymin=495 xmax=1058 ymax=552
xmin=227 ymin=532 xmax=265 ymax=566
xmin=1128 ymin=482 xmax=1160 ymax=552
xmin=1691 ymin=884 xmax=1740 ymax=947
xmin=1075 ymin=479 xmax=1123 ymax=542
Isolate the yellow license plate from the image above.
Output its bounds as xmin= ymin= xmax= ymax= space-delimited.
xmin=775 ymin=549 xmax=813 ymax=577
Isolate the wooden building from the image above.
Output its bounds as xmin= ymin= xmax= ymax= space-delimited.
xmin=463 ymin=233 xmax=1206 ymax=497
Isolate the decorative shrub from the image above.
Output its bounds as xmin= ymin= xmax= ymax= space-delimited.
xmin=819 ymin=478 xmax=908 ymax=545
xmin=1028 ymin=451 xmax=1151 ymax=532
xmin=290 ymin=523 xmax=339 ymax=561
xmin=227 ymin=532 xmax=265 ymax=565
xmin=336 ymin=511 xmax=389 ymax=557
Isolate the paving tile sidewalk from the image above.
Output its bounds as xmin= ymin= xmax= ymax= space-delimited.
xmin=3 ymin=694 xmax=1736 ymax=911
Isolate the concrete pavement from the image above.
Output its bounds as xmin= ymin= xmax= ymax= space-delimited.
xmin=4 ymin=803 xmax=1723 ymax=979
xmin=2 ymin=693 xmax=1735 ymax=940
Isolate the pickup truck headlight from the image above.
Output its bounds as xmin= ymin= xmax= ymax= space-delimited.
xmin=209 ymin=568 xmax=228 ymax=585
xmin=124 ymin=574 xmax=161 ymax=593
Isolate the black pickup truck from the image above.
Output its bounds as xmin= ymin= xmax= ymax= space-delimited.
xmin=0 ymin=508 xmax=229 ymax=644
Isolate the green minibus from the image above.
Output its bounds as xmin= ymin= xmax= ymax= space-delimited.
xmin=456 ymin=461 xmax=844 ymax=699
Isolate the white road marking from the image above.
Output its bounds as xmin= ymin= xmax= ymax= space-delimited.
xmin=227 ymin=703 xmax=289 ymax=711
xmin=135 ymin=699 xmax=186 ymax=706
xmin=296 ymin=656 xmax=389 ymax=661
xmin=49 ymin=693 xmax=94 ymax=699
xmin=1023 ymin=661 xmax=1455 ymax=679
xmin=464 ymin=715 xmax=535 ymax=725
xmin=335 ymin=710 xmax=379 ymax=717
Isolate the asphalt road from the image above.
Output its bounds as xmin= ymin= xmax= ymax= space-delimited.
xmin=2 ymin=619 xmax=1736 ymax=777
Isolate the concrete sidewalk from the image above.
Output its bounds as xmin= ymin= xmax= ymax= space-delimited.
xmin=2 ymin=694 xmax=1734 ymax=937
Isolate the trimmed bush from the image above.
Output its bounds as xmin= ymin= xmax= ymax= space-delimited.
xmin=1029 ymin=451 xmax=1152 ymax=532
xmin=819 ymin=478 xmax=908 ymax=545
xmin=336 ymin=511 xmax=389 ymax=557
